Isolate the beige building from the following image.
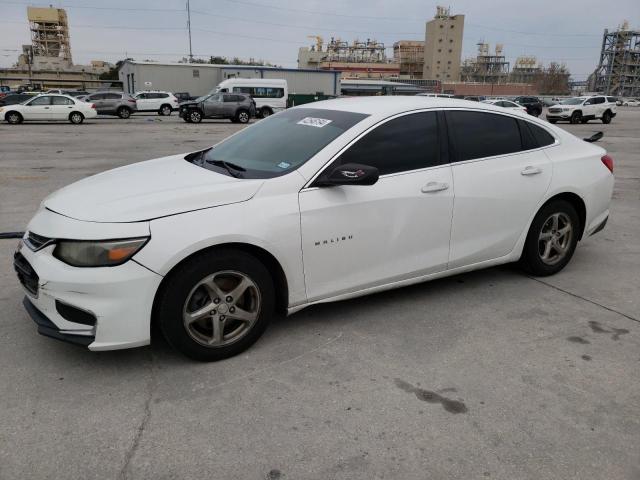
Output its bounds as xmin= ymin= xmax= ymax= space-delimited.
xmin=423 ymin=6 xmax=464 ymax=81
xmin=393 ymin=41 xmax=425 ymax=79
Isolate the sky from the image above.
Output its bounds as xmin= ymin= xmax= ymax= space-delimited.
xmin=1 ymin=0 xmax=639 ymax=81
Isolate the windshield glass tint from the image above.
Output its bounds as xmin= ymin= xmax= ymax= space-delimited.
xmin=560 ymin=98 xmax=585 ymax=105
xmin=194 ymin=108 xmax=369 ymax=179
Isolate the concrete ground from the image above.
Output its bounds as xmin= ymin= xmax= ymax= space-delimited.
xmin=0 ymin=109 xmax=639 ymax=480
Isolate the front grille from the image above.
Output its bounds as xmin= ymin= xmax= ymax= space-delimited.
xmin=548 ymin=108 xmax=563 ymax=114
xmin=14 ymin=251 xmax=39 ymax=296
xmin=24 ymin=231 xmax=54 ymax=251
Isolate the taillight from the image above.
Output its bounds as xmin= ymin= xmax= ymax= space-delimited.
xmin=90 ymin=103 xmax=96 ymax=109
xmin=128 ymin=98 xmax=136 ymax=103
xmin=601 ymin=155 xmax=613 ymax=173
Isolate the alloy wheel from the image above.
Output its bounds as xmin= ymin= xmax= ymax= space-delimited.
xmin=238 ymin=111 xmax=249 ymax=123
xmin=538 ymin=212 xmax=573 ymax=266
xmin=182 ymin=270 xmax=261 ymax=347
xmin=189 ymin=111 xmax=202 ymax=123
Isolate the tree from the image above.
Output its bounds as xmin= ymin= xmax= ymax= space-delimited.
xmin=535 ymin=62 xmax=571 ymax=95
xmin=99 ymin=59 xmax=131 ymax=80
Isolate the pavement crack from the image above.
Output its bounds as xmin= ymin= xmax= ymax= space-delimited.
xmin=527 ymin=276 xmax=640 ymax=325
xmin=118 ymin=351 xmax=156 ymax=480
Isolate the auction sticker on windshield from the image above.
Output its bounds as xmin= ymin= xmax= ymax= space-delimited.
xmin=297 ymin=117 xmax=333 ymax=128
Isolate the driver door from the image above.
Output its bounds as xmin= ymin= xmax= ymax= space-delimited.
xmin=204 ymin=94 xmax=224 ymax=117
xmin=299 ymin=111 xmax=453 ymax=302
xmin=24 ymin=95 xmax=52 ymax=120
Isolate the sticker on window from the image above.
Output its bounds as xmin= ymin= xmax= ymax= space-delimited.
xmin=297 ymin=117 xmax=333 ymax=128
xmin=277 ymin=162 xmax=291 ymax=169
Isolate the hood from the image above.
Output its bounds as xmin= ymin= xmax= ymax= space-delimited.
xmin=44 ymin=154 xmax=263 ymax=223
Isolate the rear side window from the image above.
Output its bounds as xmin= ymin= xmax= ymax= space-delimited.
xmin=447 ymin=111 xmax=522 ymax=161
xmin=592 ymin=97 xmax=605 ymax=104
xmin=606 ymin=97 xmax=616 ymax=103
xmin=526 ymin=122 xmax=555 ymax=147
xmin=223 ymin=94 xmax=235 ymax=102
xmin=104 ymin=93 xmax=121 ymax=100
xmin=51 ymin=96 xmax=74 ymax=105
xmin=336 ymin=112 xmax=441 ymax=175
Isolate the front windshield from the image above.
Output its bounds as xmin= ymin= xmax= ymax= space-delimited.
xmin=560 ymin=98 xmax=585 ymax=105
xmin=193 ymin=94 xmax=211 ymax=102
xmin=189 ymin=107 xmax=369 ymax=179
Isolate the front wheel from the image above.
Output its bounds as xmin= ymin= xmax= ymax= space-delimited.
xmin=602 ymin=111 xmax=612 ymax=124
xmin=157 ymin=249 xmax=275 ymax=361
xmin=569 ymin=112 xmax=581 ymax=124
xmin=6 ymin=111 xmax=23 ymax=124
xmin=519 ymin=200 xmax=580 ymax=276
xmin=69 ymin=112 xmax=84 ymax=124
xmin=188 ymin=110 xmax=203 ymax=123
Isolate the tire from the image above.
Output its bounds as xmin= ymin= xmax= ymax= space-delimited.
xmin=602 ymin=110 xmax=612 ymax=124
xmin=549 ymin=119 xmax=557 ymax=124
xmin=188 ymin=110 xmax=202 ymax=123
xmin=580 ymin=118 xmax=589 ymax=124
xmin=159 ymin=104 xmax=172 ymax=116
xmin=260 ymin=107 xmax=272 ymax=118
xmin=519 ymin=200 xmax=580 ymax=276
xmin=569 ymin=111 xmax=581 ymax=124
xmin=117 ymin=106 xmax=131 ymax=119
xmin=69 ymin=112 xmax=84 ymax=124
xmin=157 ymin=249 xmax=275 ymax=361
xmin=5 ymin=111 xmax=23 ymax=124
xmin=236 ymin=109 xmax=250 ymax=124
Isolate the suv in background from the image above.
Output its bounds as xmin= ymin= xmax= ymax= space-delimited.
xmin=513 ymin=96 xmax=543 ymax=116
xmin=0 ymin=93 xmax=36 ymax=106
xmin=133 ymin=91 xmax=180 ymax=116
xmin=84 ymin=91 xmax=138 ymax=118
xmin=179 ymin=93 xmax=256 ymax=124
xmin=547 ymin=95 xmax=617 ymax=124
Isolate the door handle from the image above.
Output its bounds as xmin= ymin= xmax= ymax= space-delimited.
xmin=421 ymin=181 xmax=449 ymax=193
xmin=44 ymin=107 xmax=50 ymax=109
xmin=521 ymin=166 xmax=542 ymax=176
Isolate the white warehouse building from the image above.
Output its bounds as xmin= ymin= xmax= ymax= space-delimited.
xmin=118 ymin=60 xmax=341 ymax=97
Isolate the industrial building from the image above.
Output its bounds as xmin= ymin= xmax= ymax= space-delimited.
xmin=393 ymin=41 xmax=425 ymax=79
xmin=592 ymin=21 xmax=640 ymax=97
xmin=297 ymin=37 xmax=399 ymax=79
xmin=0 ymin=6 xmax=113 ymax=90
xmin=509 ymin=56 xmax=542 ymax=84
xmin=423 ymin=6 xmax=465 ymax=81
xmin=461 ymin=43 xmax=510 ymax=83
xmin=118 ymin=61 xmax=341 ymax=96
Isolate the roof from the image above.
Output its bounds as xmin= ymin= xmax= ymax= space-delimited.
xmin=121 ymin=60 xmax=340 ymax=75
xmin=299 ymin=95 xmax=534 ymax=119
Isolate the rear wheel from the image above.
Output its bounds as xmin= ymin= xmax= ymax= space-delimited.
xmin=6 ymin=111 xmax=23 ymax=124
xmin=236 ymin=109 xmax=250 ymax=124
xmin=188 ymin=110 xmax=202 ymax=123
xmin=519 ymin=200 xmax=579 ymax=276
xmin=581 ymin=118 xmax=589 ymax=124
xmin=602 ymin=110 xmax=612 ymax=124
xmin=157 ymin=249 xmax=275 ymax=361
xmin=159 ymin=104 xmax=172 ymax=116
xmin=69 ymin=112 xmax=84 ymax=124
xmin=117 ymin=106 xmax=131 ymax=119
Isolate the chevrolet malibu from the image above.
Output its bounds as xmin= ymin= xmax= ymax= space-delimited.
xmin=14 ymin=97 xmax=614 ymax=361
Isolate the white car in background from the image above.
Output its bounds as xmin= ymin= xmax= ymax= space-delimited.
xmin=622 ymin=99 xmax=640 ymax=107
xmin=482 ymin=99 xmax=528 ymax=112
xmin=1 ymin=94 xmax=97 ymax=124
xmin=546 ymin=95 xmax=617 ymax=124
xmin=133 ymin=91 xmax=180 ymax=115
xmin=15 ymin=97 xmax=614 ymax=361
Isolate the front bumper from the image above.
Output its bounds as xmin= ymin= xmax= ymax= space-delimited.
xmin=546 ymin=113 xmax=571 ymax=120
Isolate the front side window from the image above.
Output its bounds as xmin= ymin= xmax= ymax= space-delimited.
xmin=205 ymin=94 xmax=222 ymax=103
xmin=29 ymin=96 xmax=52 ymax=106
xmin=334 ymin=112 xmax=441 ymax=175
xmin=447 ymin=110 xmax=522 ymax=161
xmin=592 ymin=97 xmax=605 ymax=104
xmin=192 ymin=108 xmax=369 ymax=179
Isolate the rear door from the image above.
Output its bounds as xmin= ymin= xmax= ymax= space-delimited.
xmin=102 ymin=92 xmax=121 ymax=112
xmin=23 ymin=95 xmax=52 ymax=120
xmin=87 ymin=93 xmax=105 ymax=110
xmin=445 ymin=109 xmax=552 ymax=268
xmin=50 ymin=96 xmax=76 ymax=119
xmin=222 ymin=94 xmax=238 ymax=116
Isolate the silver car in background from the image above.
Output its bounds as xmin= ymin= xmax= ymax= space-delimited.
xmin=83 ymin=91 xmax=138 ymax=119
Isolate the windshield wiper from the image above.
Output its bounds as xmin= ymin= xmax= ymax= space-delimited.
xmin=205 ymin=158 xmax=246 ymax=178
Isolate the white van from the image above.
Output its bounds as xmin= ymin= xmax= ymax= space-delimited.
xmin=215 ymin=78 xmax=287 ymax=118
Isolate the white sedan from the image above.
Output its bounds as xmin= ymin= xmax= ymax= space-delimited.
xmin=622 ymin=99 xmax=640 ymax=107
xmin=15 ymin=97 xmax=614 ymax=361
xmin=482 ymin=99 xmax=528 ymax=112
xmin=1 ymin=94 xmax=97 ymax=124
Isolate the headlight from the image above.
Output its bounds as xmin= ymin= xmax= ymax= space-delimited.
xmin=53 ymin=237 xmax=149 ymax=267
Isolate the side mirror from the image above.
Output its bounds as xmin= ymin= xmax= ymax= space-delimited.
xmin=315 ymin=163 xmax=379 ymax=187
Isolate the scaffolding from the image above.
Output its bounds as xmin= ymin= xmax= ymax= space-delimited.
xmin=593 ymin=21 xmax=640 ymax=97
xmin=393 ymin=41 xmax=424 ymax=78
xmin=321 ymin=37 xmax=387 ymax=63
xmin=460 ymin=42 xmax=510 ymax=83
xmin=27 ymin=7 xmax=72 ymax=64
xmin=510 ymin=56 xmax=542 ymax=83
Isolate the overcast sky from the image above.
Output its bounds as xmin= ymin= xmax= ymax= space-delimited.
xmin=1 ymin=0 xmax=638 ymax=80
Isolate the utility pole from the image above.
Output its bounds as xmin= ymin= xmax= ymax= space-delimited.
xmin=186 ymin=0 xmax=193 ymax=63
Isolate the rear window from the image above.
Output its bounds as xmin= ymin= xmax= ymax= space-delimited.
xmin=192 ymin=108 xmax=369 ymax=179
xmin=526 ymin=122 xmax=556 ymax=147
